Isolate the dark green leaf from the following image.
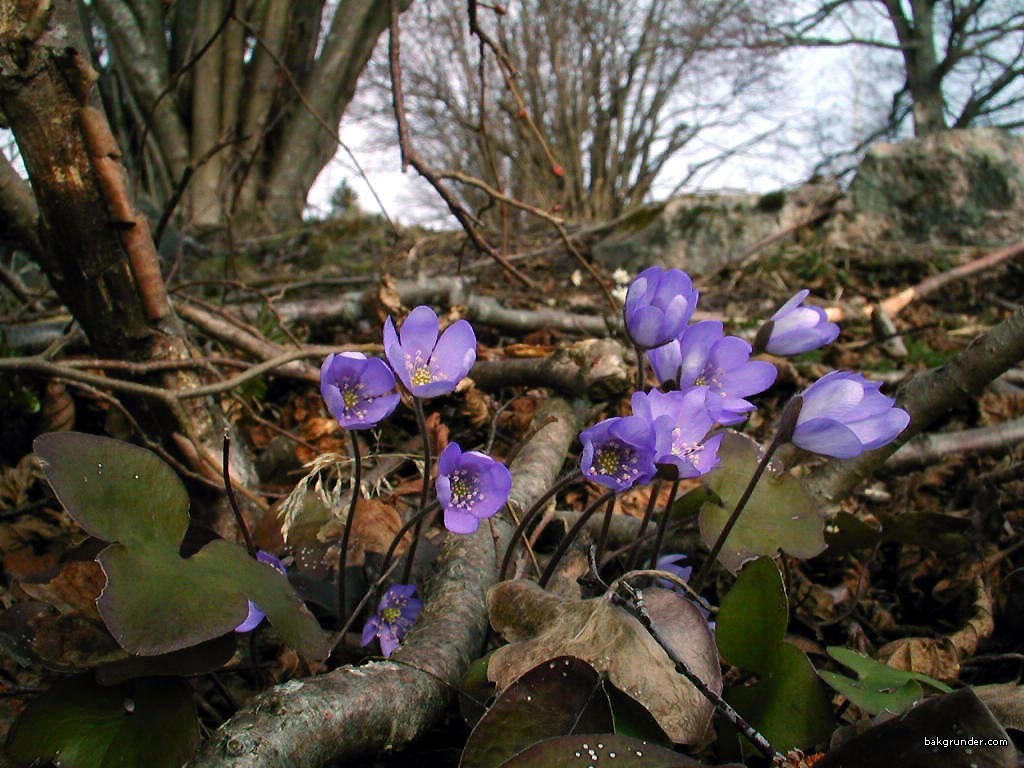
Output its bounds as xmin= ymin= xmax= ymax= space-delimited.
xmin=461 ymin=657 xmax=613 ymax=768
xmin=460 ymin=654 xmax=496 ymax=728
xmin=497 ymin=734 xmax=710 ymax=767
xmin=716 ymin=557 xmax=788 ymax=674
xmin=817 ymin=688 xmax=1016 ymax=768
xmin=35 ymin=432 xmax=330 ymax=660
xmin=605 ymin=682 xmax=672 ymax=744
xmin=95 ymin=634 xmax=237 ymax=685
xmin=6 ymin=674 xmax=199 ymax=768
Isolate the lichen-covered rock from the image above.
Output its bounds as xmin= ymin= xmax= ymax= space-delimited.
xmin=591 ymin=180 xmax=839 ymax=276
xmin=832 ymin=128 xmax=1024 ymax=249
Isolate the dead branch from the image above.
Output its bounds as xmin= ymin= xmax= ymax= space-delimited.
xmin=884 ymin=416 xmax=1024 ymax=471
xmin=806 ymin=304 xmax=1024 ymax=509
xmin=828 ymin=240 xmax=1024 ymax=323
xmin=192 ymin=398 xmax=579 ymax=767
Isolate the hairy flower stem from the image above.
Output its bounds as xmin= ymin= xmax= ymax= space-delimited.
xmin=692 ymin=433 xmax=784 ymax=594
xmin=538 ymin=490 xmax=615 ymax=588
xmin=626 ymin=479 xmax=662 ymax=572
xmin=594 ymin=493 xmax=617 ymax=566
xmin=401 ymin=397 xmax=432 ymax=585
xmin=222 ymin=431 xmax=256 ymax=558
xmin=337 ymin=431 xmax=362 ymax=627
xmin=634 ymin=342 xmax=646 ymax=392
xmin=648 ymin=477 xmax=681 ymax=569
xmin=383 ymin=501 xmax=440 ymax=579
xmin=499 ymin=468 xmax=583 ymax=581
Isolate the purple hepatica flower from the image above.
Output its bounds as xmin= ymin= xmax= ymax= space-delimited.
xmin=758 ymin=289 xmax=840 ymax=355
xmin=383 ymin=305 xmax=476 ymax=398
xmin=321 ymin=352 xmax=400 ymax=429
xmin=648 ymin=321 xmax=777 ymax=426
xmin=436 ymin=442 xmax=513 ymax=534
xmin=235 ymin=551 xmax=286 ymax=633
xmin=579 ymin=416 xmax=657 ymax=492
xmin=655 ymin=554 xmax=693 ymax=589
xmin=624 ymin=266 xmax=699 ymax=349
xmin=792 ymin=370 xmax=910 ymax=459
xmin=631 ymin=388 xmax=723 ymax=478
xmin=361 ymin=584 xmax=423 ymax=658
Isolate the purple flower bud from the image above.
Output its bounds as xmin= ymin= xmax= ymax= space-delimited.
xmin=361 ymin=583 xmax=423 ymax=658
xmin=321 ymin=352 xmax=400 ymax=429
xmin=630 ymin=388 xmax=722 ymax=478
xmin=792 ymin=370 xmax=910 ymax=458
xmin=383 ymin=306 xmax=477 ymax=398
xmin=759 ymin=290 xmax=840 ymax=355
xmin=436 ymin=442 xmax=513 ymax=534
xmin=624 ymin=267 xmax=699 ymax=349
xmin=579 ymin=416 xmax=657 ymax=492
xmin=647 ymin=321 xmax=777 ymax=425
xmin=235 ymin=551 xmax=286 ymax=633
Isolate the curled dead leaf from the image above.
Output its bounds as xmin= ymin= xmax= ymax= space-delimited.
xmin=317 ymin=497 xmax=409 ymax=566
xmin=486 ymin=580 xmax=720 ymax=744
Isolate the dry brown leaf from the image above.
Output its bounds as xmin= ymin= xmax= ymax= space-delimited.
xmin=503 ymin=343 xmax=557 ymax=358
xmin=423 ymin=411 xmax=450 ymax=458
xmin=487 ymin=580 xmax=720 ymax=744
xmin=19 ymin=560 xmax=104 ymax=620
xmin=877 ymin=578 xmax=993 ymax=683
xmin=975 ymin=683 xmax=1024 ymax=732
xmin=462 ymin=386 xmax=493 ymax=428
xmin=0 ymin=454 xmax=42 ymax=509
xmin=317 ymin=498 xmax=409 ymax=566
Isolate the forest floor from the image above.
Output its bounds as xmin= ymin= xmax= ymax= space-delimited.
xmin=1 ymin=213 xmax=1023 ymax=766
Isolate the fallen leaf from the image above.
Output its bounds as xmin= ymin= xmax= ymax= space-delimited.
xmin=487 ymin=580 xmax=720 ymax=744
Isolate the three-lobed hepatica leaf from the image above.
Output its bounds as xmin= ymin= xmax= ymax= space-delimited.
xmin=6 ymin=673 xmax=199 ymax=768
xmin=699 ymin=432 xmax=826 ymax=573
xmin=34 ymin=432 xmax=330 ymax=660
xmin=818 ymin=646 xmax=951 ymax=715
xmin=715 ymin=557 xmax=833 ymax=754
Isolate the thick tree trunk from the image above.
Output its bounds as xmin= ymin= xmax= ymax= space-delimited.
xmin=884 ymin=0 xmax=947 ymax=136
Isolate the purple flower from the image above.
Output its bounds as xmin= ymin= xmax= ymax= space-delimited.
xmin=361 ymin=584 xmax=423 ymax=658
xmin=757 ymin=290 xmax=840 ymax=355
xmin=383 ymin=306 xmax=476 ymax=398
xmin=655 ymin=554 xmax=693 ymax=589
xmin=436 ymin=442 xmax=513 ymax=534
xmin=791 ymin=371 xmax=910 ymax=458
xmin=630 ymin=388 xmax=723 ymax=478
xmin=235 ymin=551 xmax=287 ymax=633
xmin=624 ymin=267 xmax=699 ymax=349
xmin=579 ymin=416 xmax=657 ymax=492
xmin=648 ymin=321 xmax=777 ymax=425
xmin=321 ymin=352 xmax=400 ymax=429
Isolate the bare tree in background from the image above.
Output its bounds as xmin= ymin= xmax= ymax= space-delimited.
xmin=779 ymin=1 xmax=1024 ymax=138
xmin=388 ymin=0 xmax=781 ymax=224
xmin=81 ymin=0 xmax=407 ymax=232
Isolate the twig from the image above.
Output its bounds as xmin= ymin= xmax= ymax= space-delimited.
xmin=386 ymin=0 xmax=535 ymax=288
xmin=884 ymin=416 xmax=1024 ymax=471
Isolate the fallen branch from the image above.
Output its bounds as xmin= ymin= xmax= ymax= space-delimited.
xmin=828 ymin=240 xmax=1024 ymax=323
xmin=806 ymin=304 xmax=1024 ymax=508
xmin=192 ymin=398 xmax=579 ymax=767
xmin=884 ymin=416 xmax=1024 ymax=471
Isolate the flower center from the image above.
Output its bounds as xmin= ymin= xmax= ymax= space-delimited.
xmin=449 ymin=470 xmax=482 ymax=510
xmin=670 ymin=427 xmax=699 ymax=458
xmin=591 ymin=441 xmax=639 ymax=482
xmin=411 ymin=366 xmax=433 ymax=386
xmin=381 ymin=606 xmax=402 ymax=624
xmin=342 ymin=386 xmax=361 ymax=410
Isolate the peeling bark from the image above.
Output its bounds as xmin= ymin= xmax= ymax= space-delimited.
xmin=193 ymin=398 xmax=579 ymax=767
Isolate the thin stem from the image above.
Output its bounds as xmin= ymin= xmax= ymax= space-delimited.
xmin=222 ymin=431 xmax=256 ymax=558
xmin=691 ymin=434 xmax=784 ymax=594
xmin=593 ymin=494 xmax=617 ymax=566
xmin=648 ymin=477 xmax=681 ymax=570
xmin=337 ymin=431 xmax=362 ymax=626
xmin=626 ymin=479 xmax=662 ymax=572
xmin=499 ymin=468 xmax=582 ymax=581
xmin=400 ymin=397 xmax=432 ymax=585
xmin=538 ymin=490 xmax=615 ymax=588
xmin=612 ymin=580 xmax=780 ymax=762
xmin=381 ymin=501 xmax=440 ymax=578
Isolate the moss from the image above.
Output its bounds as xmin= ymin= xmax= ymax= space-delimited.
xmin=615 ymin=202 xmax=668 ymax=234
xmin=756 ymin=190 xmax=787 ymax=213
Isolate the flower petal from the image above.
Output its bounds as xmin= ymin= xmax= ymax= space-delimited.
xmin=430 ymin=319 xmax=477 ymax=381
xmin=399 ymin=305 xmax=441 ymax=355
xmin=792 ymin=418 xmax=866 ymax=458
xmin=445 ymin=506 xmax=481 ymax=534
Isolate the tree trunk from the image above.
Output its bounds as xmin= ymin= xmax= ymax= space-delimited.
xmin=884 ymin=0 xmax=947 ymax=136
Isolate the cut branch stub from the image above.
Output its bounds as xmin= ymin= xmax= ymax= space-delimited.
xmin=34 ymin=432 xmax=330 ymax=660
